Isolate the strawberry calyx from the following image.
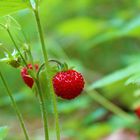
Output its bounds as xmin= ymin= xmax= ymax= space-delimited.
xmin=34 ymin=60 xmax=73 ymax=80
xmin=0 ymin=49 xmax=21 ymax=68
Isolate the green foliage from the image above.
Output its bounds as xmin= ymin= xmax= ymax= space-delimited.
xmin=57 ymin=18 xmax=105 ymax=39
xmin=0 ymin=126 xmax=8 ymax=140
xmin=0 ymin=0 xmax=140 ymax=139
xmin=88 ymin=63 xmax=140 ymax=90
xmin=0 ymin=0 xmax=29 ymax=17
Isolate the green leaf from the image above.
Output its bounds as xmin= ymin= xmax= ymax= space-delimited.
xmin=125 ymin=73 xmax=140 ymax=85
xmin=58 ymin=96 xmax=90 ymax=114
xmin=124 ymin=16 xmax=140 ymax=37
xmin=109 ymin=116 xmax=136 ymax=130
xmin=0 ymin=90 xmax=32 ymax=107
xmin=83 ymin=108 xmax=107 ymax=125
xmin=83 ymin=123 xmax=111 ymax=139
xmin=0 ymin=0 xmax=30 ymax=17
xmin=0 ymin=126 xmax=8 ymax=140
xmin=83 ymin=16 xmax=140 ymax=50
xmin=57 ymin=18 xmax=106 ymax=39
xmin=88 ymin=63 xmax=140 ymax=90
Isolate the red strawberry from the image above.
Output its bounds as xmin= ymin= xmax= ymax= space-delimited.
xmin=135 ymin=107 xmax=140 ymax=118
xmin=21 ymin=64 xmax=39 ymax=88
xmin=52 ymin=70 xmax=85 ymax=100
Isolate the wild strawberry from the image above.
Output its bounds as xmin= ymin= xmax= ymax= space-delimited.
xmin=52 ymin=70 xmax=85 ymax=100
xmin=21 ymin=64 xmax=39 ymax=88
xmin=135 ymin=106 xmax=140 ymax=118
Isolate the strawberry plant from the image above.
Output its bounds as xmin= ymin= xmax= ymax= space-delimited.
xmin=0 ymin=1 xmax=85 ymax=140
xmin=0 ymin=0 xmax=139 ymax=140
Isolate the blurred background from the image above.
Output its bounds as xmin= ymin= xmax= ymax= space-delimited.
xmin=0 ymin=0 xmax=140 ymax=139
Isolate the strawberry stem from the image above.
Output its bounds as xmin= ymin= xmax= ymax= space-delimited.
xmin=49 ymin=59 xmax=62 ymax=66
xmin=35 ymin=79 xmax=50 ymax=140
xmin=0 ymin=23 xmax=27 ymax=67
xmin=0 ymin=70 xmax=30 ymax=140
xmin=26 ymin=40 xmax=50 ymax=140
xmin=36 ymin=63 xmax=45 ymax=78
xmin=87 ymin=89 xmax=134 ymax=121
xmin=48 ymin=60 xmax=69 ymax=72
xmin=32 ymin=6 xmax=60 ymax=140
xmin=6 ymin=28 xmax=27 ymax=67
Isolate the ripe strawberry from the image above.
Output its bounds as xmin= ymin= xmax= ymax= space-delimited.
xmin=21 ymin=64 xmax=39 ymax=88
xmin=52 ymin=70 xmax=85 ymax=100
xmin=135 ymin=106 xmax=140 ymax=118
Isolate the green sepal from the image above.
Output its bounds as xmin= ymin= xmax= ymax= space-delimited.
xmin=0 ymin=49 xmax=21 ymax=68
xmin=59 ymin=62 xmax=68 ymax=71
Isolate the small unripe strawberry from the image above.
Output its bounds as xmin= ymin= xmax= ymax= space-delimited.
xmin=52 ymin=70 xmax=85 ymax=100
xmin=135 ymin=106 xmax=140 ymax=118
xmin=21 ymin=64 xmax=39 ymax=88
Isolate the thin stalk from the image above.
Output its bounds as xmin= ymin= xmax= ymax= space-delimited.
xmin=28 ymin=46 xmax=50 ymax=139
xmin=20 ymin=29 xmax=34 ymax=66
xmin=27 ymin=45 xmax=34 ymax=67
xmin=33 ymin=10 xmax=49 ymax=68
xmin=0 ymin=71 xmax=30 ymax=140
xmin=27 ymin=42 xmax=50 ymax=139
xmin=50 ymin=83 xmax=60 ymax=140
xmin=6 ymin=28 xmax=27 ymax=67
xmin=87 ymin=89 xmax=134 ymax=121
xmin=28 ymin=49 xmax=34 ymax=65
xmin=33 ymin=8 xmax=60 ymax=140
xmin=35 ymin=80 xmax=49 ymax=140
